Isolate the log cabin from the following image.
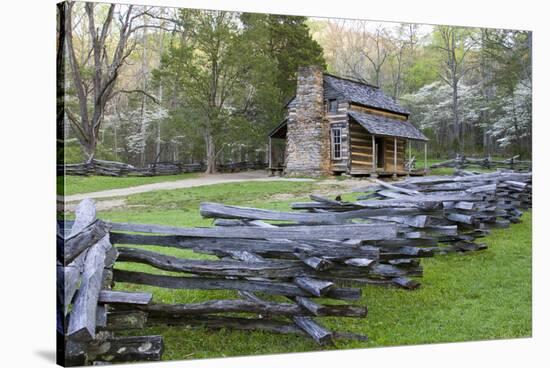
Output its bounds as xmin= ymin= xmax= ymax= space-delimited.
xmin=268 ymin=65 xmax=428 ymax=177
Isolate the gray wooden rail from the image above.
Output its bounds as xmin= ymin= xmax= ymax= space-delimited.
xmin=430 ymin=155 xmax=531 ymax=171
xmin=57 ymin=199 xmax=161 ymax=366
xmin=60 ymin=159 xmax=267 ymax=177
xmin=57 ymin=170 xmax=531 ymax=364
xmin=295 ymin=169 xmax=532 ymax=255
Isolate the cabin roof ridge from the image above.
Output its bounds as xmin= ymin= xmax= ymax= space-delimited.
xmin=323 ymin=74 xmax=409 ymax=115
xmin=323 ymin=72 xmax=380 ymax=89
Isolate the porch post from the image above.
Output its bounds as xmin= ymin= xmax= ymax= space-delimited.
xmin=393 ymin=137 xmax=397 ymax=179
xmin=372 ymin=135 xmax=376 ymax=172
xmin=268 ymin=137 xmax=272 ymax=170
xmin=408 ymin=140 xmax=412 ymax=175
xmin=424 ymin=142 xmax=428 ymax=174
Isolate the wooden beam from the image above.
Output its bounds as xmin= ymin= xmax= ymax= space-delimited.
xmin=268 ymin=136 xmax=272 ymax=169
xmin=113 ymin=269 xmax=362 ymax=300
xmin=98 ymin=290 xmax=153 ymax=305
xmin=116 ymin=247 xmax=342 ymax=279
xmin=349 ymin=104 xmax=408 ymax=121
xmin=109 ymin=232 xmax=381 ymax=260
xmin=372 ymin=179 xmax=421 ymax=196
xmin=62 ymin=220 xmax=109 ymax=266
xmin=348 ymin=136 xmax=372 ymax=144
xmin=108 ymin=221 xmax=396 ymax=240
xmin=350 ymin=151 xmax=373 ymax=158
xmin=145 ymin=314 xmax=310 ymax=337
xmin=114 ymin=300 xmax=367 ymax=318
xmin=63 ymin=199 xmax=97 ymax=315
xmin=408 ymin=140 xmax=412 ymax=175
xmin=351 ymin=156 xmax=373 ymax=163
xmin=202 ymin=202 xmax=417 ymax=226
xmin=394 ymin=137 xmax=397 ymax=175
xmin=66 ymin=235 xmax=111 ymax=341
xmin=350 ymin=144 xmax=373 ymax=151
xmin=372 ymin=135 xmax=376 ymax=170
xmin=293 ymin=277 xmax=334 ymax=297
xmin=293 ymin=316 xmax=333 ymax=345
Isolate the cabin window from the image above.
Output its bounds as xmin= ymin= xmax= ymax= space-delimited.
xmin=328 ymin=99 xmax=338 ymax=113
xmin=331 ymin=127 xmax=342 ymax=160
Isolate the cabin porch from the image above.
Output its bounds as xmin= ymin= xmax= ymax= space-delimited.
xmin=347 ymin=126 xmax=428 ymax=177
xmin=267 ymin=119 xmax=287 ymax=176
xmin=347 ymin=112 xmax=428 ymax=178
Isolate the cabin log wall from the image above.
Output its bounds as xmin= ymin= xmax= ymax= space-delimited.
xmin=384 ymin=138 xmax=406 ymax=172
xmin=349 ymin=121 xmax=374 ymax=174
xmin=348 ymin=104 xmax=408 ymax=121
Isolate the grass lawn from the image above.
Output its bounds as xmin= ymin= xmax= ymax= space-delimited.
xmin=59 ymin=172 xmax=200 ymax=196
xmin=90 ymin=179 xmax=532 ymax=361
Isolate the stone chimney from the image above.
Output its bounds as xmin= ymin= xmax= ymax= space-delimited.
xmin=285 ymin=65 xmax=330 ymax=176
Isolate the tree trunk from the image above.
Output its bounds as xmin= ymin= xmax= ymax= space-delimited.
xmin=510 ymin=90 xmax=522 ymax=156
xmin=64 ymin=3 xmax=139 ymax=165
xmin=480 ymin=30 xmax=490 ymax=156
xmin=139 ymin=22 xmax=149 ymax=168
xmin=155 ymin=28 xmax=164 ymax=162
xmin=83 ymin=141 xmax=96 ymax=163
xmin=392 ymin=47 xmax=403 ymax=99
xmin=205 ymin=130 xmax=217 ymax=174
xmin=114 ymin=97 xmax=119 ymax=161
xmin=452 ymin=79 xmax=460 ymax=152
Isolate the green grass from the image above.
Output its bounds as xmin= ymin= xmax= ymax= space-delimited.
xmin=95 ymin=181 xmax=317 ymax=227
xmin=356 ymin=212 xmax=532 ymax=347
xmin=92 ymin=180 xmax=531 ymax=360
xmin=59 ymin=173 xmax=200 ymax=196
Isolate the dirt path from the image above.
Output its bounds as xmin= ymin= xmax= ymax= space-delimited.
xmin=63 ymin=171 xmax=314 ymax=203
xmin=61 ymin=171 xmax=377 ymax=213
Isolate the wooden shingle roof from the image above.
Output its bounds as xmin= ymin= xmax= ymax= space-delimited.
xmin=349 ymin=110 xmax=428 ymax=141
xmin=324 ymin=74 xmax=409 ymax=115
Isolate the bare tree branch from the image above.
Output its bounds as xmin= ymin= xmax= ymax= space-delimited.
xmin=112 ymin=89 xmax=160 ymax=104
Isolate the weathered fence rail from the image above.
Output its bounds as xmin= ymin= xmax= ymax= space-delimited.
xmin=57 ymin=199 xmax=162 ymax=366
xmin=293 ymin=170 xmax=531 ymax=255
xmin=57 ymin=169 xmax=532 ymax=365
xmin=431 ymin=155 xmax=531 ymax=171
xmin=60 ymin=159 xmax=267 ymax=177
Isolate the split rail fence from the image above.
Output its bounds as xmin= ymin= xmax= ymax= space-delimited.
xmin=57 ymin=169 xmax=531 ymax=365
xmin=431 ymin=155 xmax=531 ymax=171
xmin=60 ymin=159 xmax=266 ymax=177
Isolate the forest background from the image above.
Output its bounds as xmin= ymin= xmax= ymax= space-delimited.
xmin=59 ymin=2 xmax=532 ymax=172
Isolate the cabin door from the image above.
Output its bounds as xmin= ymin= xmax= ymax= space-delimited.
xmin=375 ymin=137 xmax=385 ymax=169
